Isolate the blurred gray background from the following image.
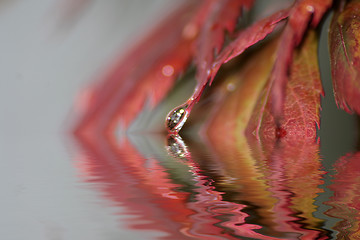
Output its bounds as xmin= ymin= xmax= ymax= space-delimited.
xmin=0 ymin=1 xmax=179 ymax=240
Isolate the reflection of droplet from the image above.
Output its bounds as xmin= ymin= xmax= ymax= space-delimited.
xmin=166 ymin=103 xmax=189 ymax=133
xmin=166 ymin=134 xmax=189 ymax=158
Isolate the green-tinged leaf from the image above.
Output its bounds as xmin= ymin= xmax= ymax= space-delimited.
xmin=204 ymin=37 xmax=277 ymax=137
xmin=329 ymin=0 xmax=360 ymax=114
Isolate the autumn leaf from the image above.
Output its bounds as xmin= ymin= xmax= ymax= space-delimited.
xmin=165 ymin=0 xmax=255 ymax=133
xmin=246 ymin=30 xmax=323 ymax=144
xmin=166 ymin=0 xmax=332 ymax=134
xmin=177 ymin=7 xmax=289 ymax=128
xmin=212 ymin=9 xmax=289 ymax=68
xmin=268 ymin=0 xmax=331 ymax=121
xmin=73 ymin=1 xmax=336 ymax=136
xmin=204 ymin=33 xmax=277 ymax=138
xmin=193 ymin=0 xmax=253 ymax=86
xmin=329 ymin=0 xmax=360 ymax=114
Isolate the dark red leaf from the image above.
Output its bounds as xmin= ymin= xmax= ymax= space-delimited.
xmin=329 ymin=0 xmax=360 ymax=114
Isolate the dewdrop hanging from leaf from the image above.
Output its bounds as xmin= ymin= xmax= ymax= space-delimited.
xmin=166 ymin=103 xmax=190 ymax=134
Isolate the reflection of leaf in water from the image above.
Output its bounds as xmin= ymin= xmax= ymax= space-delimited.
xmin=266 ymin=141 xmax=327 ymax=239
xmin=74 ymin=133 xmax=196 ymax=240
xmin=325 ymin=152 xmax=360 ymax=239
xmin=74 ymin=128 xmax=292 ymax=240
xmin=165 ymin=135 xmax=284 ymax=240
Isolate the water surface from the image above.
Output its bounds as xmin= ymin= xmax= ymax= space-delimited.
xmin=71 ymin=131 xmax=360 ymax=240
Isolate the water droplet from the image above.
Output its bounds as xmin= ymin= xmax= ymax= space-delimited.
xmin=166 ymin=103 xmax=189 ymax=133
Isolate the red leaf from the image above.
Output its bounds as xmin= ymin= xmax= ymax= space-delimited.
xmin=329 ymin=0 xmax=360 ymax=114
xmin=74 ymin=1 xmax=200 ymax=135
xmin=204 ymin=36 xmax=279 ymax=139
xmin=246 ymin=30 xmax=323 ymax=144
xmin=194 ymin=6 xmax=289 ymax=100
xmin=167 ymin=7 xmax=289 ymax=133
xmin=194 ymin=0 xmax=253 ymax=85
xmin=173 ymin=0 xmax=332 ymax=134
xmin=214 ymin=9 xmax=289 ymax=68
xmin=269 ymin=0 xmax=332 ymax=121
xmin=165 ymin=0 xmax=254 ymax=133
